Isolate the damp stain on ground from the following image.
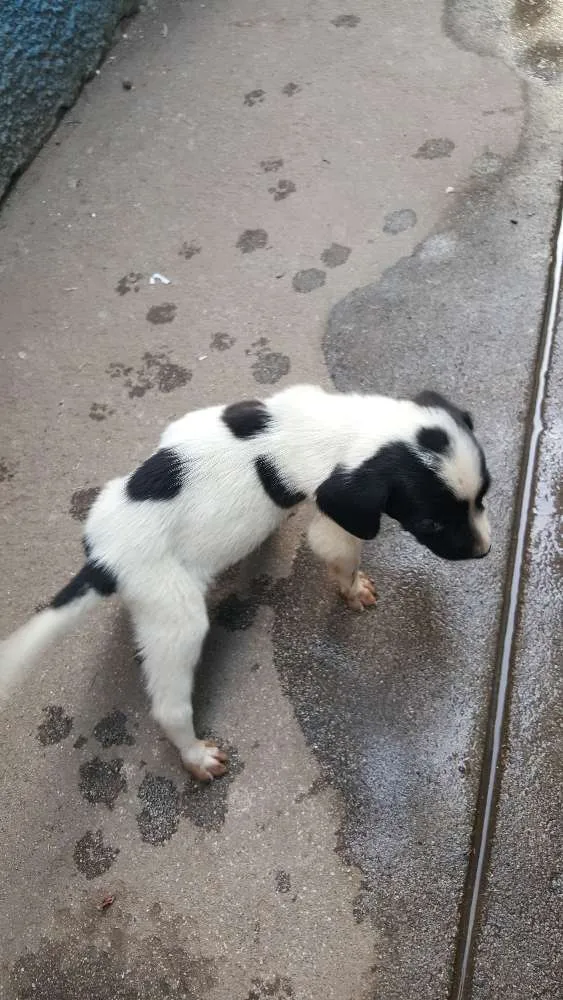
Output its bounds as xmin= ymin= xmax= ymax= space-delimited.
xmin=79 ymin=757 xmax=126 ymax=810
xmin=107 ymin=352 xmax=191 ymax=398
xmin=93 ymin=710 xmax=135 ymax=748
xmin=73 ymin=828 xmax=119 ymax=879
xmin=282 ymin=82 xmax=300 ymax=96
xmin=331 ymin=14 xmax=361 ymax=28
xmin=182 ymin=745 xmax=244 ymax=831
xmin=9 ymin=899 xmax=217 ymax=997
xmin=115 ymin=272 xmax=143 ymax=295
xmin=210 ymin=332 xmax=236 ymax=352
xmin=274 ymin=869 xmax=291 ymax=893
xmin=519 ymin=39 xmax=563 ymax=82
xmin=511 ymin=0 xmax=553 ymax=29
xmin=244 ymin=337 xmax=290 ymax=384
xmin=413 ymin=137 xmax=455 ymax=159
xmin=245 ymin=975 xmax=295 ymax=999
xmin=89 ymin=402 xmax=115 ymax=421
xmin=321 ymin=243 xmax=351 ymax=268
xmin=236 ymin=228 xmax=268 ymax=253
xmin=136 ymin=773 xmax=180 ymax=844
xmin=383 ymin=208 xmax=418 ymax=234
xmin=178 ymin=240 xmax=202 ymax=259
xmin=251 ymin=351 xmax=290 ymax=384
xmin=294 ymin=775 xmax=328 ymax=803
xmin=0 ymin=458 xmax=16 ymax=482
xmin=292 ymin=268 xmax=326 ymax=292
xmin=472 ymin=150 xmax=504 ymax=176
xmin=37 ymin=706 xmax=73 ymax=745
xmin=244 ymin=89 xmax=266 ymax=106
xmin=268 ymin=179 xmax=296 ymax=201
xmin=146 ymin=303 xmax=177 ymax=324
xmin=260 ymin=158 xmax=283 ymax=173
xmin=143 ymin=352 xmax=191 ymax=393
xmin=69 ymin=486 xmax=101 ymax=522
xmin=215 ymin=593 xmax=260 ymax=630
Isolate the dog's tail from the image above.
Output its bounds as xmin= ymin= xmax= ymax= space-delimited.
xmin=0 ymin=559 xmax=116 ymax=700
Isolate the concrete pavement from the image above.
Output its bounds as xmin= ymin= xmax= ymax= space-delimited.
xmin=0 ymin=1 xmax=561 ymax=998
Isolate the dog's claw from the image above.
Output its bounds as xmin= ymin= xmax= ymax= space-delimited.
xmin=183 ymin=741 xmax=228 ymax=781
xmin=343 ymin=571 xmax=377 ymax=611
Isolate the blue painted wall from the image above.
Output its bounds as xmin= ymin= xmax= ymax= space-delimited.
xmin=0 ymin=0 xmax=138 ymax=200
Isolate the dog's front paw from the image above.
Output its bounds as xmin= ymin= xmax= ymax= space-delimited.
xmin=182 ymin=740 xmax=228 ymax=781
xmin=342 ymin=571 xmax=377 ymax=612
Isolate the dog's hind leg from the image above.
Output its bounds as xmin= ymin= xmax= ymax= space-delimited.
xmin=125 ymin=562 xmax=227 ymax=781
xmin=307 ymin=512 xmax=377 ymax=611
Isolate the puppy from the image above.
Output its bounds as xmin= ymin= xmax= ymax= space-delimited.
xmin=0 ymin=385 xmax=491 ymax=779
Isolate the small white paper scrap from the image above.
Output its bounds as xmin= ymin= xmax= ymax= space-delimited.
xmin=150 ymin=273 xmax=171 ymax=285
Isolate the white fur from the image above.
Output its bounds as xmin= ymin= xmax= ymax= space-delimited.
xmin=0 ymin=384 xmax=490 ymax=779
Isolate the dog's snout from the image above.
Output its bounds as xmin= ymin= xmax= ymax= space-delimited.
xmin=473 ymin=543 xmax=491 ymax=559
xmin=472 ymin=510 xmax=491 ymax=559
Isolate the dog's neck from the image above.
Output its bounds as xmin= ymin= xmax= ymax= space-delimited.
xmin=267 ymin=385 xmax=415 ymax=498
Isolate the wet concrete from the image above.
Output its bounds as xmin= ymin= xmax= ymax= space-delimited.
xmin=471 ymin=294 xmax=563 ymax=1000
xmin=0 ymin=0 xmax=562 ymax=998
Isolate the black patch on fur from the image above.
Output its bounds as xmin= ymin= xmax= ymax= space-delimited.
xmin=222 ymin=399 xmax=272 ymax=439
xmin=255 ymin=456 xmax=306 ymax=508
xmin=126 ymin=448 xmax=184 ymax=502
xmin=316 ymin=457 xmax=390 ymax=540
xmin=318 ymin=441 xmax=483 ymax=559
xmin=382 ymin=443 xmax=479 ymax=559
xmin=414 ymin=390 xmax=474 ymax=432
xmin=51 ymin=561 xmax=117 ymax=608
xmin=417 ymin=426 xmax=450 ymax=454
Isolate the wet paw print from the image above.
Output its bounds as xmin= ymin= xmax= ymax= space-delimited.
xmin=413 ymin=137 xmax=455 ymax=159
xmin=107 ymin=352 xmax=192 ymax=398
xmin=89 ymin=402 xmax=115 ymax=421
xmin=292 ymin=268 xmax=326 ymax=293
xmin=244 ymin=89 xmax=265 ymax=106
xmin=246 ymin=337 xmax=290 ymax=384
xmin=332 ymin=14 xmax=361 ymax=27
xmin=70 ymin=486 xmax=101 ymax=521
xmin=260 ymin=158 xmax=283 ymax=173
xmin=245 ymin=976 xmax=295 ymax=1000
xmin=37 ymin=706 xmax=73 ymax=746
xmin=146 ymin=303 xmax=177 ymax=324
xmin=74 ymin=829 xmax=119 ymax=880
xmin=236 ymin=229 xmax=268 ymax=254
xmin=178 ymin=240 xmax=201 ymax=260
xmin=268 ymin=179 xmax=296 ymax=201
xmin=210 ymin=332 xmax=236 ymax=352
xmin=116 ymin=272 xmax=143 ymax=295
xmin=0 ymin=458 xmax=16 ymax=482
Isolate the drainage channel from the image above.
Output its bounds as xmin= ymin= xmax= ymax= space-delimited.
xmin=450 ymin=177 xmax=563 ymax=1000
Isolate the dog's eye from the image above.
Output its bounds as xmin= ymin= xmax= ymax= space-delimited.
xmin=419 ymin=518 xmax=443 ymax=534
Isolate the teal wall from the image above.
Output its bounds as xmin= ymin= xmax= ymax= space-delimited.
xmin=0 ymin=0 xmax=138 ymax=199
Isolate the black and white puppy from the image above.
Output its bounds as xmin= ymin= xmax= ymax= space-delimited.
xmin=0 ymin=385 xmax=491 ymax=779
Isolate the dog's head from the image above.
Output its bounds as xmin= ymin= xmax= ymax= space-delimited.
xmin=316 ymin=390 xmax=491 ymax=560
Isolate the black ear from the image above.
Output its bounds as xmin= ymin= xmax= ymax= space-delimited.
xmin=316 ymin=457 xmax=391 ymax=540
xmin=414 ymin=390 xmax=474 ymax=432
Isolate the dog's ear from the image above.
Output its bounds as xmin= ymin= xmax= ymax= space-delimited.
xmin=316 ymin=454 xmax=392 ymax=540
xmin=414 ymin=390 xmax=474 ymax=432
